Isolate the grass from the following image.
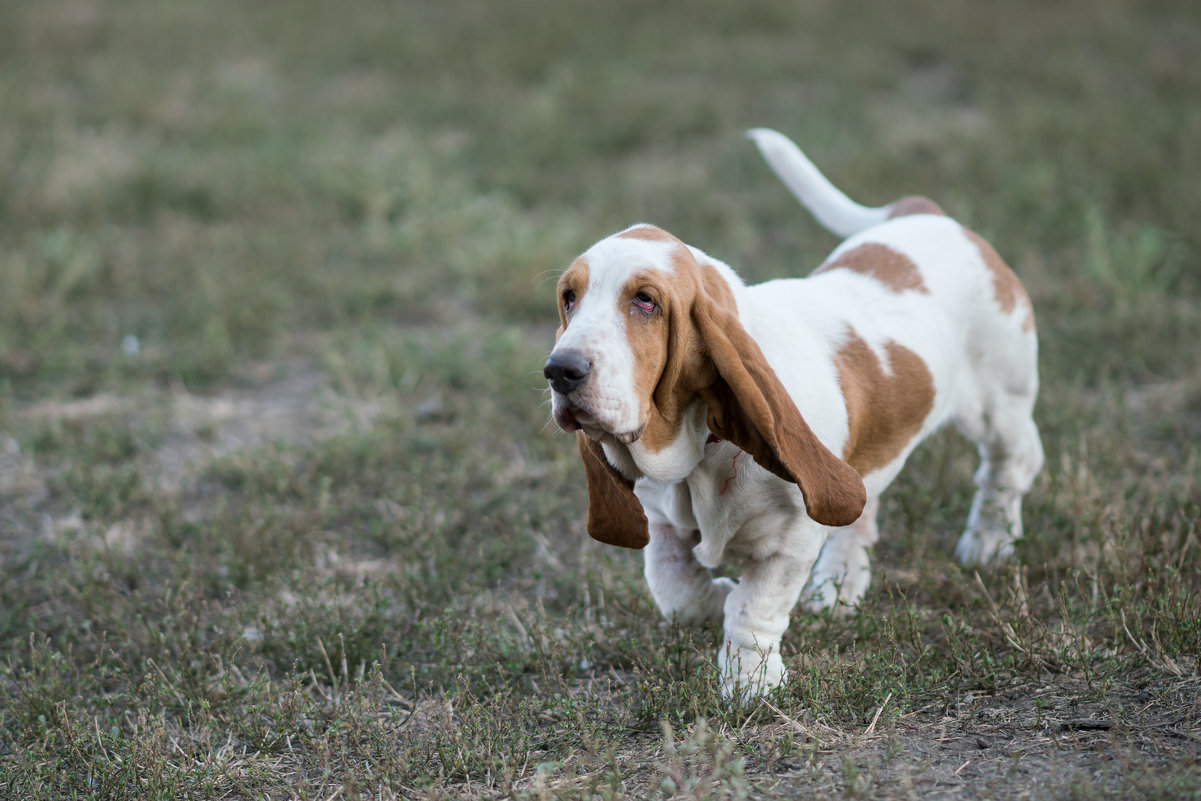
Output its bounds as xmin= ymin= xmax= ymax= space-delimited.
xmin=1 ymin=0 xmax=1199 ymax=797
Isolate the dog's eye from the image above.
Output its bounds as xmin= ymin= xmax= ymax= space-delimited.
xmin=633 ymin=292 xmax=657 ymax=314
xmin=563 ymin=290 xmax=576 ymax=314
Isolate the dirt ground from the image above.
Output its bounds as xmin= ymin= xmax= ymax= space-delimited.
xmin=767 ymin=678 xmax=1201 ymax=798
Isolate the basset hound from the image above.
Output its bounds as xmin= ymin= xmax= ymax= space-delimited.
xmin=544 ymin=129 xmax=1044 ymax=701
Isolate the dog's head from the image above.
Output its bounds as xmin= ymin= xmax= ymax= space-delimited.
xmin=545 ymin=224 xmax=865 ymax=548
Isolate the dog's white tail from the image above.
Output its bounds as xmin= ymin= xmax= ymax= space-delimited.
xmin=747 ymin=128 xmax=941 ymax=239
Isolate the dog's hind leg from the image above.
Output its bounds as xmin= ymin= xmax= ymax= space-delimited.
xmin=954 ymin=377 xmax=1044 ymax=566
xmin=802 ymin=495 xmax=879 ymax=613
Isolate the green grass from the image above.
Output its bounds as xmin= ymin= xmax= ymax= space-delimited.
xmin=1 ymin=0 xmax=1199 ymax=798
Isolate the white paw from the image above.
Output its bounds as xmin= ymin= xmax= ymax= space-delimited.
xmin=802 ymin=564 xmax=869 ymax=614
xmin=802 ymin=552 xmax=871 ymax=614
xmin=955 ymin=528 xmax=1016 ymax=566
xmin=668 ymin=576 xmax=736 ymax=626
xmin=801 ymin=576 xmax=867 ymax=615
xmin=718 ymin=643 xmax=786 ymax=703
xmin=959 ymin=492 xmax=1022 ymax=567
xmin=707 ymin=576 xmax=738 ymax=615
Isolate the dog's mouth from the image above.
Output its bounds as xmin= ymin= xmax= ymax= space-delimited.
xmin=553 ymin=402 xmax=584 ymax=433
xmin=552 ymin=397 xmax=642 ymax=444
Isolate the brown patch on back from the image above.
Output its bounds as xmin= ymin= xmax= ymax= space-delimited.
xmin=835 ymin=330 xmax=936 ymax=475
xmin=887 ymin=195 xmax=945 ymax=219
xmin=963 ymin=229 xmax=1035 ymax=332
xmin=814 ymin=242 xmax=930 ymax=294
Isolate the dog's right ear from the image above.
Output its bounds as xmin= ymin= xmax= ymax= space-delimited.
xmin=692 ymin=266 xmax=867 ymax=528
xmin=578 ymin=433 xmax=649 ymax=549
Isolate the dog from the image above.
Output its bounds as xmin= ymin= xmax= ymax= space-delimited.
xmin=544 ymin=129 xmax=1043 ymax=700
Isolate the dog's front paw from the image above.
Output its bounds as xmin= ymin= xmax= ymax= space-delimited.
xmin=718 ymin=642 xmax=786 ymax=703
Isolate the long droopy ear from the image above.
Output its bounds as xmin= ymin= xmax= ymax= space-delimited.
xmin=693 ymin=271 xmax=867 ymax=527
xmin=577 ymin=432 xmax=649 ymax=548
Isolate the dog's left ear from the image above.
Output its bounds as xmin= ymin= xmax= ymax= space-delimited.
xmin=578 ymin=433 xmax=649 ymax=548
xmin=693 ymin=269 xmax=867 ymax=528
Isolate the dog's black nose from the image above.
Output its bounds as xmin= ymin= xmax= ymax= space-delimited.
xmin=544 ymin=350 xmax=591 ymax=394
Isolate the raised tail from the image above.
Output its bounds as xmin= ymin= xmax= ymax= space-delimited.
xmin=747 ymin=128 xmax=942 ymax=238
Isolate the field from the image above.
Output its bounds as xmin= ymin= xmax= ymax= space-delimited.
xmin=1 ymin=0 xmax=1199 ymax=798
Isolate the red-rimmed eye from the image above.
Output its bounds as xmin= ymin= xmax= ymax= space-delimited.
xmin=563 ymin=290 xmax=576 ymax=314
xmin=633 ymin=292 xmax=657 ymax=313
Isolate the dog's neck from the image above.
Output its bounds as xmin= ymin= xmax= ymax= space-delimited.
xmin=603 ymin=398 xmax=710 ymax=484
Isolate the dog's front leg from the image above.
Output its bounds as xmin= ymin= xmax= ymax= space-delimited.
xmin=719 ymin=522 xmax=825 ymax=702
xmin=644 ymin=523 xmax=734 ymax=625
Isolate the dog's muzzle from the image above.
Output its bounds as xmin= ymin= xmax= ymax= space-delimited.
xmin=544 ymin=349 xmax=591 ymax=395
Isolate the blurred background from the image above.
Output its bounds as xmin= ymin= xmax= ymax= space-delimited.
xmin=2 ymin=0 xmax=1197 ymax=396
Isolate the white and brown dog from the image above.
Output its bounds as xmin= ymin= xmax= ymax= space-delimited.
xmin=544 ymin=129 xmax=1043 ymax=700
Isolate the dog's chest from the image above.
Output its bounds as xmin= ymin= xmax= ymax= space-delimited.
xmin=637 ymin=442 xmax=778 ymax=567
